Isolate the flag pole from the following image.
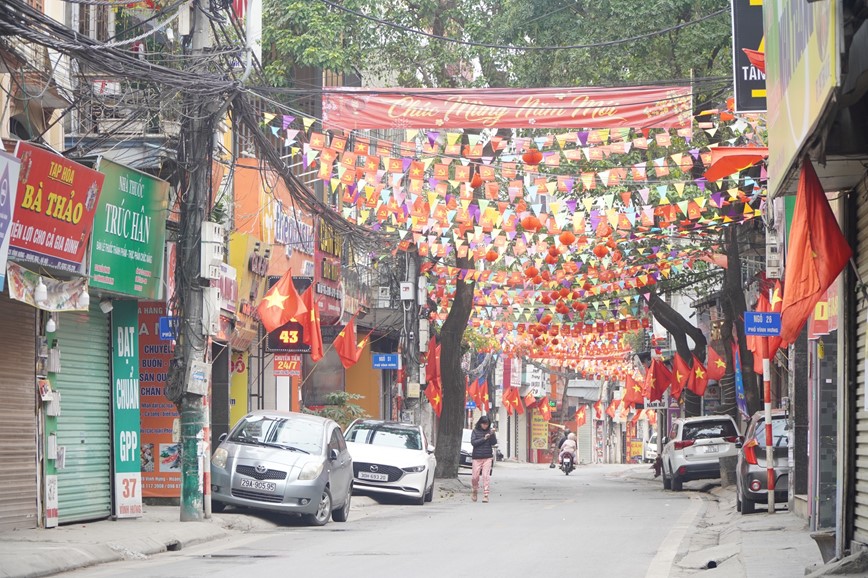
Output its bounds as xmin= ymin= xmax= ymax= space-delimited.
xmin=762 ymin=322 xmax=775 ymax=515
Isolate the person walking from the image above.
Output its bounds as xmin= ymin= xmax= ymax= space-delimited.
xmin=470 ymin=416 xmax=497 ymax=503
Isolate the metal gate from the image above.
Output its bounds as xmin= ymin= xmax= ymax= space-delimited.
xmin=0 ymin=295 xmax=37 ymax=531
xmin=854 ymin=176 xmax=868 ymax=545
xmin=578 ymin=410 xmax=593 ymax=464
xmin=55 ymin=304 xmax=111 ymax=524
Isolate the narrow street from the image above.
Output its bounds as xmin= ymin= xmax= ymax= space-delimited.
xmin=62 ymin=463 xmax=698 ymax=578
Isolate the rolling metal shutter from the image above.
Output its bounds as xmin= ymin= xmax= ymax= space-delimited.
xmin=55 ymin=304 xmax=111 ymax=524
xmin=854 ymin=175 xmax=868 ymax=545
xmin=578 ymin=414 xmax=593 ymax=465
xmin=0 ymin=295 xmax=37 ymax=531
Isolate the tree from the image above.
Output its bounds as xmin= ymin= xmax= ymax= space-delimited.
xmin=304 ymin=391 xmax=369 ymax=430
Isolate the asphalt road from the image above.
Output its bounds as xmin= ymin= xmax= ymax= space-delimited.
xmin=63 ymin=462 xmax=699 ymax=578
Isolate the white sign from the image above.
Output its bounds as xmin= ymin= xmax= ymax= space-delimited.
xmin=45 ymin=475 xmax=58 ymax=528
xmin=114 ymin=472 xmax=143 ymax=518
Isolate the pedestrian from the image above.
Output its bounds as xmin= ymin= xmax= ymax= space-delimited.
xmin=470 ymin=415 xmax=497 ymax=503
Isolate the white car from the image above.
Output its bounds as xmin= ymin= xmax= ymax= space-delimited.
xmin=661 ymin=415 xmax=741 ymax=491
xmin=459 ymin=428 xmax=497 ymax=471
xmin=344 ymin=420 xmax=436 ymax=505
xmin=644 ymin=432 xmax=658 ymax=463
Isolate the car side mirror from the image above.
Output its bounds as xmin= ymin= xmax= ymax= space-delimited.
xmin=427 ymin=444 xmax=435 ymax=454
xmin=735 ymin=442 xmax=743 ymax=449
xmin=329 ymin=448 xmax=340 ymax=461
xmin=663 ymin=437 xmax=669 ymax=445
xmin=218 ymin=433 xmax=227 ymax=443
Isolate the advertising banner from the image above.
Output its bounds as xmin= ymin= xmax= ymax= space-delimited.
xmin=315 ymin=221 xmax=342 ymax=325
xmin=764 ymin=0 xmax=838 ymax=198
xmin=0 ymin=152 xmax=20 ymax=291
xmin=111 ymin=300 xmax=143 ymax=518
xmin=138 ymin=302 xmax=181 ymax=497
xmin=90 ymin=159 xmax=169 ymax=299
xmin=730 ymin=0 xmax=767 ymax=112
xmin=323 ymin=86 xmax=693 ymax=130
xmin=9 ymin=142 xmax=104 ymax=272
xmin=531 ymin=411 xmax=548 ymax=450
xmin=6 ymin=261 xmax=89 ymax=311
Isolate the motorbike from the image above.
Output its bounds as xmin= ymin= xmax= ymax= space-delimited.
xmin=560 ymin=453 xmax=576 ymax=475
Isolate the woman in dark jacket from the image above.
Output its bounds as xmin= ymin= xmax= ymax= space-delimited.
xmin=470 ymin=415 xmax=497 ymax=502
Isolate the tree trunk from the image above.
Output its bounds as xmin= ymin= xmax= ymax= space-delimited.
xmin=722 ymin=225 xmax=761 ymax=415
xmin=435 ymin=253 xmax=474 ymax=478
xmin=647 ymin=291 xmax=707 ymax=417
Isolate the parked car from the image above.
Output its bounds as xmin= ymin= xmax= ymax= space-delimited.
xmin=644 ymin=432 xmax=658 ymax=463
xmin=459 ymin=428 xmax=498 ymax=471
xmin=344 ymin=420 xmax=436 ymax=505
xmin=661 ymin=415 xmax=740 ymax=491
xmin=736 ymin=410 xmax=789 ymax=514
xmin=210 ymin=410 xmax=353 ymax=526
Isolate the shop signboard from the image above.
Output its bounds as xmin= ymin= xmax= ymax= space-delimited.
xmin=138 ymin=302 xmax=181 ymax=497
xmin=111 ymin=300 xmax=143 ymax=518
xmin=730 ymin=0 xmax=767 ymax=112
xmin=90 ymin=159 xmax=169 ymax=299
xmin=531 ymin=412 xmax=548 ymax=450
xmin=265 ymin=276 xmax=313 ymax=353
xmin=228 ymin=233 xmax=269 ymax=351
xmin=764 ymin=0 xmax=839 ymax=198
xmin=315 ymin=221 xmax=343 ymax=325
xmin=0 ymin=152 xmax=20 ymax=291
xmin=9 ymin=142 xmax=104 ymax=273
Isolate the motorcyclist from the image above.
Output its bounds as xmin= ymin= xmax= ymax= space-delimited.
xmin=559 ymin=433 xmax=578 ymax=466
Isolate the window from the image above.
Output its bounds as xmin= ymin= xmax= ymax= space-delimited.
xmin=345 ymin=424 xmax=422 ymax=450
xmin=328 ymin=429 xmax=342 ymax=454
xmin=229 ymin=415 xmax=324 ymax=454
xmin=754 ymin=418 xmax=788 ymax=448
xmin=682 ymin=420 xmax=738 ymax=441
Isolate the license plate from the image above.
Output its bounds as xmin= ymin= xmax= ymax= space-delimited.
xmin=703 ymin=445 xmax=720 ymax=453
xmin=240 ymin=479 xmax=276 ymax=491
xmin=358 ymin=471 xmax=389 ymax=481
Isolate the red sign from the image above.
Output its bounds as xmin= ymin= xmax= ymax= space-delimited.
xmin=9 ymin=143 xmax=104 ymax=272
xmin=274 ymin=354 xmax=302 ymax=377
xmin=323 ymin=86 xmax=693 ymax=130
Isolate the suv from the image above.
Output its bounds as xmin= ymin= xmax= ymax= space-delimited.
xmin=644 ymin=432 xmax=658 ymax=463
xmin=736 ymin=410 xmax=789 ymax=514
xmin=661 ymin=415 xmax=740 ymax=491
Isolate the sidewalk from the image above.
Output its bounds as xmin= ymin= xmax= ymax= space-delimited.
xmin=621 ymin=464 xmax=823 ymax=576
xmin=0 ymin=495 xmax=383 ymax=578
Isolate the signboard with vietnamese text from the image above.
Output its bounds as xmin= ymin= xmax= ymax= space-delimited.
xmin=9 ymin=142 xmax=104 ymax=273
xmin=730 ymin=0 xmax=767 ymax=112
xmin=111 ymin=300 xmax=143 ymax=518
xmin=0 ymin=152 xmax=20 ymax=291
xmin=372 ymin=354 xmax=400 ymax=369
xmin=315 ymin=221 xmax=342 ymax=325
xmin=744 ymin=311 xmax=781 ymax=336
xmin=90 ymin=159 xmax=169 ymax=299
xmin=265 ymin=276 xmax=313 ymax=353
xmin=273 ymin=354 xmax=303 ymax=377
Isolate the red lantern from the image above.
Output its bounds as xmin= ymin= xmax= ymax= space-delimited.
xmin=541 ymin=314 xmax=553 ymax=325
xmin=485 ymin=249 xmax=499 ymax=262
xmin=548 ymin=245 xmax=560 ymax=258
xmin=533 ymin=275 xmax=543 ymax=284
xmin=550 ymin=291 xmax=561 ymax=301
xmin=559 ymin=231 xmax=576 ymax=245
xmin=470 ymin=172 xmax=484 ymax=189
xmin=559 ymin=287 xmax=570 ymax=298
xmin=524 ymin=266 xmax=539 ymax=278
xmin=545 ymin=254 xmax=558 ymax=265
xmin=522 ymin=148 xmax=543 ymax=165
xmin=593 ymin=244 xmax=609 ymax=258
xmin=521 ymin=215 xmax=542 ymax=232
xmin=541 ymin=270 xmax=551 ymax=281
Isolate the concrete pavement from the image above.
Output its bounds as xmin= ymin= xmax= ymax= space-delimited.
xmin=0 ymin=463 xmax=830 ymax=578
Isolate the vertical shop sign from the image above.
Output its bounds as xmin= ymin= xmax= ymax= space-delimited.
xmin=0 ymin=152 xmax=20 ymax=291
xmin=138 ymin=302 xmax=181 ymax=497
xmin=111 ymin=300 xmax=143 ymax=518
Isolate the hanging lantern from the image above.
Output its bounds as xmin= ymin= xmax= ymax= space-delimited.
xmin=559 ymin=287 xmax=570 ymax=298
xmin=548 ymin=245 xmax=560 ymax=258
xmin=533 ymin=275 xmax=543 ymax=284
xmin=593 ymin=244 xmax=610 ymax=258
xmin=597 ymin=223 xmax=613 ymax=237
xmin=545 ymin=254 xmax=558 ymax=265
xmin=485 ymin=249 xmax=499 ymax=262
xmin=522 ymin=148 xmax=543 ymax=165
xmin=550 ymin=290 xmax=561 ymax=301
xmin=540 ymin=270 xmax=551 ymax=281
xmin=521 ymin=215 xmax=542 ymax=231
xmin=470 ymin=172 xmax=484 ymax=189
xmin=541 ymin=314 xmax=553 ymax=325
xmin=559 ymin=231 xmax=576 ymax=246
xmin=524 ymin=266 xmax=539 ymax=278
xmin=541 ymin=294 xmax=552 ymax=305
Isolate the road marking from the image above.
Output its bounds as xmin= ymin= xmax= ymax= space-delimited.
xmin=645 ymin=494 xmax=704 ymax=578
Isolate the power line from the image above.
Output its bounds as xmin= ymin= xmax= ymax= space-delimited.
xmin=315 ymin=0 xmax=729 ymax=52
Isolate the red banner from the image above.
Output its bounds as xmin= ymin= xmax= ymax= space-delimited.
xmin=323 ymin=86 xmax=692 ymax=130
xmin=10 ymin=142 xmax=104 ymax=273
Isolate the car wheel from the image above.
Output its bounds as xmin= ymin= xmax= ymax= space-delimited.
xmin=671 ymin=474 xmax=683 ymax=492
xmin=332 ymin=486 xmax=351 ymax=522
xmin=736 ymin=492 xmax=742 ymax=513
xmin=741 ymin=490 xmax=755 ymax=515
xmin=211 ymin=500 xmax=226 ymax=513
xmin=305 ymin=488 xmax=332 ymax=526
xmin=662 ymin=464 xmax=672 ymax=490
xmin=424 ymin=482 xmax=434 ymax=503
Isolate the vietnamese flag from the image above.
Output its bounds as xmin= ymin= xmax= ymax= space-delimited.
xmin=257 ymin=269 xmax=307 ymax=333
xmin=467 ymin=378 xmax=478 ymax=405
xmin=426 ymin=336 xmax=440 ymax=388
xmin=300 ymin=287 xmax=323 ymax=362
xmin=425 ymin=379 xmax=442 ymax=416
xmin=643 ymin=359 xmax=672 ymax=402
xmin=333 ymin=316 xmax=362 ymax=369
xmin=688 ymin=355 xmax=710 ymax=396
xmin=707 ymin=346 xmax=727 ymax=381
xmin=538 ymin=397 xmax=551 ymax=421
xmin=606 ymin=400 xmax=619 ymax=419
xmin=768 ymin=280 xmax=784 ymax=356
xmin=593 ymin=400 xmax=603 ymax=420
xmin=523 ymin=391 xmax=538 ymax=410
xmin=780 ymin=159 xmax=852 ymax=347
xmin=621 ymin=374 xmax=644 ymax=406
xmin=672 ymin=353 xmax=692 ymax=400
xmin=575 ymin=406 xmax=587 ymax=427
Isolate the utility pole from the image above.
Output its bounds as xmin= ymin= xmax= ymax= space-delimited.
xmin=169 ymin=0 xmax=215 ymax=522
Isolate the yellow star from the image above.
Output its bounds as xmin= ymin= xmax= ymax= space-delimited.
xmin=263 ymin=290 xmax=289 ymax=310
xmin=632 ymin=385 xmax=642 ymax=393
xmin=715 ymin=359 xmax=726 ymax=368
xmin=695 ymin=366 xmax=706 ymax=379
xmin=676 ymin=371 xmax=684 ymax=383
xmin=771 ymin=288 xmax=783 ymax=308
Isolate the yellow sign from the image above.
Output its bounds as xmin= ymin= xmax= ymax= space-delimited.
xmin=229 ymin=351 xmax=248 ymax=428
xmin=765 ymin=1 xmax=838 ymax=199
xmin=531 ymin=412 xmax=549 ymax=450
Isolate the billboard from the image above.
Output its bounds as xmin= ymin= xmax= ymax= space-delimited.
xmin=730 ymin=0 xmax=767 ymax=112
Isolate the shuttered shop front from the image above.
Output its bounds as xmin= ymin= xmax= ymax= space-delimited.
xmin=0 ymin=295 xmax=37 ymax=531
xmin=55 ymin=305 xmax=112 ymax=524
xmin=854 ymin=175 xmax=868 ymax=546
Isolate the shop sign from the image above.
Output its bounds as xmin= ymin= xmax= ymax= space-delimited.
xmin=315 ymin=221 xmax=342 ymax=324
xmin=265 ymin=276 xmax=312 ymax=353
xmin=764 ymin=0 xmax=839 ymax=198
xmin=6 ymin=261 xmax=89 ymax=311
xmin=9 ymin=142 xmax=104 ymax=273
xmin=228 ymin=233 xmax=270 ymax=351
xmin=111 ymin=300 xmax=143 ymax=518
xmin=138 ymin=302 xmax=181 ymax=498
xmin=274 ymin=354 xmax=302 ymax=377
xmin=0 ymin=152 xmax=20 ymax=291
xmin=230 ymin=351 xmax=248 ymax=427
xmin=531 ymin=412 xmax=548 ymax=450
xmin=274 ymin=206 xmax=314 ymax=257
xmin=217 ymin=263 xmax=238 ymax=314
xmin=730 ymin=0 xmax=767 ymax=113
xmin=90 ymin=159 xmax=169 ymax=298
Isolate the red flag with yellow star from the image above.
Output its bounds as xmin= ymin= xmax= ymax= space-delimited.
xmin=707 ymin=346 xmax=727 ymax=381
xmin=300 ymin=287 xmax=323 ymax=362
xmin=643 ymin=359 xmax=672 ymax=402
xmin=424 ymin=379 xmax=442 ymax=417
xmin=622 ymin=373 xmax=644 ymax=406
xmin=768 ymin=280 xmax=784 ymax=356
xmin=575 ymin=406 xmax=587 ymax=427
xmin=257 ymin=270 xmax=307 ymax=333
xmin=593 ymin=400 xmax=603 ymax=420
xmin=333 ymin=315 xmax=363 ymax=369
xmin=538 ymin=397 xmax=551 ymax=421
xmin=688 ymin=355 xmax=709 ymax=396
xmin=523 ymin=391 xmax=538 ymax=410
xmin=672 ymin=353 xmax=693 ymax=400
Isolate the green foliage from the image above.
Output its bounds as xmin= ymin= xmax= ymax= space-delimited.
xmin=303 ymin=391 xmax=369 ymax=430
xmin=461 ymin=326 xmax=498 ymax=354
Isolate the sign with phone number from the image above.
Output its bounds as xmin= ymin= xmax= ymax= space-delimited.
xmin=274 ymin=354 xmax=302 ymax=377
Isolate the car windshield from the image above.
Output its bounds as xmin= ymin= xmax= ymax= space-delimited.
xmin=346 ymin=424 xmax=422 ymax=450
xmin=462 ymin=430 xmax=472 ymax=444
xmin=754 ymin=417 xmax=788 ymax=447
xmin=682 ymin=420 xmax=737 ymax=441
xmin=229 ymin=415 xmax=324 ymax=454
